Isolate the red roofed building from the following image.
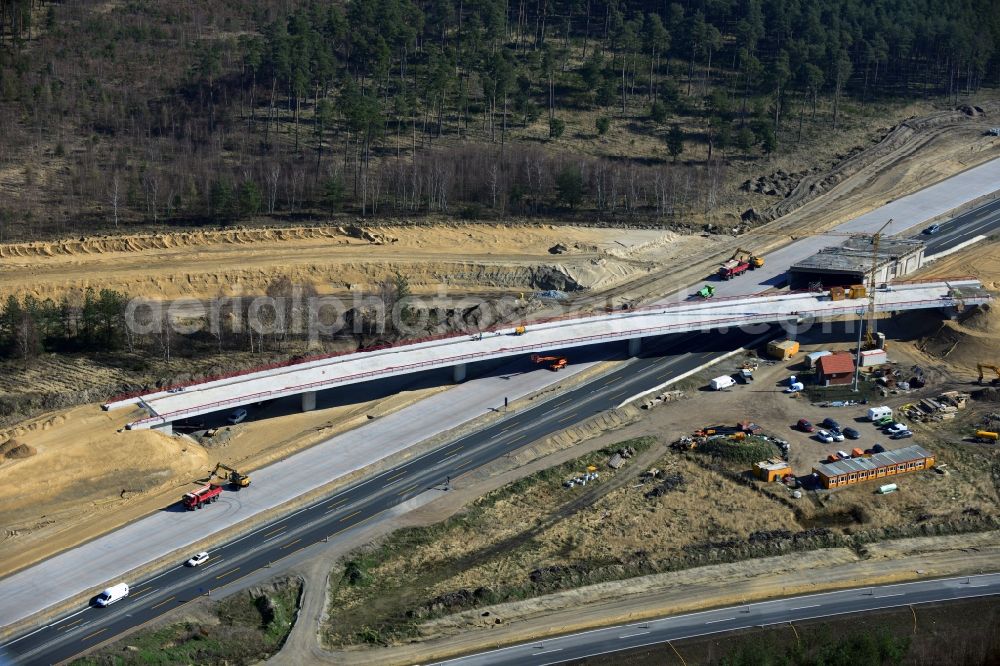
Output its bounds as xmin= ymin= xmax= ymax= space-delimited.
xmin=816 ymin=352 xmax=855 ymax=386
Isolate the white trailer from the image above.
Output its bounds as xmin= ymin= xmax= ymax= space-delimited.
xmin=710 ymin=375 xmax=736 ymax=390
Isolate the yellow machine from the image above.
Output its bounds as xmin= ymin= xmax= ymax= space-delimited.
xmin=977 ymin=363 xmax=1000 ymax=385
xmin=210 ymin=462 xmax=251 ymax=490
xmin=732 ymin=247 xmax=765 ymax=269
xmin=513 ymin=326 xmax=526 ymax=335
xmin=974 ymin=430 xmax=999 ymax=443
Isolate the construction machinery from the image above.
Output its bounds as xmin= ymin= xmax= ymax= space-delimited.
xmin=974 ymin=430 xmax=999 ymax=443
xmin=210 ymin=462 xmax=251 ymax=489
xmin=718 ymin=248 xmax=764 ymax=281
xmin=861 ymin=219 xmax=894 ymax=350
xmin=513 ymin=325 xmax=526 ymax=335
xmin=734 ymin=248 xmax=765 ymax=269
xmin=182 ymin=484 xmax=222 ymax=510
xmin=530 ymin=354 xmax=568 ymax=371
xmin=976 ymin=363 xmax=1000 ymax=385
xmin=697 ymin=284 xmax=715 ymax=298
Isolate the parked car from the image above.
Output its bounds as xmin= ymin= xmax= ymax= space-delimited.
xmin=886 ymin=422 xmax=909 ymax=434
xmin=831 ymin=430 xmax=845 ymax=442
xmin=227 ymin=408 xmax=248 ymax=425
xmin=817 ymin=429 xmax=835 ymax=443
xmin=874 ymin=415 xmax=895 ymax=427
xmin=843 ymin=427 xmax=861 ymax=440
xmin=922 ymin=223 xmax=942 ymax=235
xmin=797 ymin=419 xmax=814 ymax=433
xmin=890 ymin=430 xmax=913 ymax=440
xmin=186 ymin=551 xmax=210 ymax=567
xmin=821 ymin=417 xmax=841 ymax=431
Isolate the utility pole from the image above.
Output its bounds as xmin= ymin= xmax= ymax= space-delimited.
xmin=852 ymin=307 xmax=865 ymax=392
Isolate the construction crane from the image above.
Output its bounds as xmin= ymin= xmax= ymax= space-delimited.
xmin=977 ymin=363 xmax=1000 ymax=385
xmin=755 ymin=221 xmax=893 ymax=349
xmin=210 ymin=462 xmax=251 ymax=489
xmin=530 ymin=354 xmax=568 ymax=371
xmin=863 ymin=219 xmax=894 ymax=350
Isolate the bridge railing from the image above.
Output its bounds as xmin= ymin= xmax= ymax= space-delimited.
xmin=127 ymin=292 xmax=987 ymax=428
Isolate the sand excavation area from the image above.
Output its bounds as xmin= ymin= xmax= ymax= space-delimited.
xmin=0 ymin=224 xmax=720 ymax=303
xmin=899 ymin=237 xmax=1000 ymax=380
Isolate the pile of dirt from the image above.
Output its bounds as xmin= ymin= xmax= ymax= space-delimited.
xmin=917 ymin=304 xmax=1000 ymax=373
xmin=0 ymin=439 xmax=35 ymax=460
xmin=338 ymin=224 xmax=398 ymax=245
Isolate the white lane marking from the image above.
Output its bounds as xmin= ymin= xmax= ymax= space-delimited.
xmin=879 ymin=593 xmax=905 ymax=598
xmin=790 ymin=604 xmax=821 ymax=611
xmin=620 ymin=630 xmax=651 ymax=639
xmin=536 ymin=648 xmax=563 ymax=656
xmin=705 ymin=617 xmax=736 ymax=624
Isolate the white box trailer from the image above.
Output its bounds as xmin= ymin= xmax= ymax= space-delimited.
xmin=867 ymin=406 xmax=892 ymax=421
xmin=710 ymin=375 xmax=736 ymax=390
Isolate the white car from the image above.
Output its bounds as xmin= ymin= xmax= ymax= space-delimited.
xmin=186 ymin=551 xmax=210 ymax=567
xmin=816 ymin=430 xmax=834 ymax=443
xmin=831 ymin=430 xmax=845 ymax=442
xmin=227 ymin=408 xmax=248 ymax=425
xmin=886 ymin=422 xmax=909 ymax=434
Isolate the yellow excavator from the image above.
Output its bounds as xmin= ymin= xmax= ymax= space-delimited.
xmin=210 ymin=462 xmax=251 ymax=490
xmin=976 ymin=363 xmax=1000 ymax=385
xmin=732 ymin=247 xmax=765 ymax=269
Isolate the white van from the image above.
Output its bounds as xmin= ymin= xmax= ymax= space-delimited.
xmin=95 ymin=582 xmax=129 ymax=607
xmin=710 ymin=375 xmax=736 ymax=390
xmin=867 ymin=406 xmax=892 ymax=422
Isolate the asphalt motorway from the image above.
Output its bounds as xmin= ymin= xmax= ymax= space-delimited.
xmin=0 ymin=328 xmax=764 ymax=666
xmin=919 ymin=194 xmax=1000 ymax=255
xmin=436 ymin=574 xmax=1000 ymax=666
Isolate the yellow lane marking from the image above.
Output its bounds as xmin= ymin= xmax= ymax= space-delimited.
xmin=339 ymin=510 xmax=362 ymax=522
xmin=151 ymin=595 xmax=176 ymax=610
xmin=396 ymin=483 xmax=419 ymax=496
xmin=81 ymin=628 xmax=107 ymax=642
xmin=60 ymin=618 xmax=84 ymax=631
xmin=454 ymin=459 xmax=474 ymax=470
xmin=215 ymin=567 xmax=240 ymax=580
xmin=262 ymin=525 xmax=286 ymax=538
xmin=281 ymin=538 xmax=302 ymax=550
xmin=558 ymin=413 xmax=578 ymax=423
xmin=325 ymin=498 xmax=348 ymax=508
xmin=384 ymin=470 xmax=407 ymax=483
xmin=446 ymin=444 xmax=463 ymax=455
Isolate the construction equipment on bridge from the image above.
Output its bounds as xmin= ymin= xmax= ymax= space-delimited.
xmin=733 ymin=248 xmax=765 ymax=269
xmin=697 ymin=284 xmax=715 ymax=298
xmin=976 ymin=363 xmax=1000 ymax=385
xmin=513 ymin=325 xmax=526 ymax=335
xmin=530 ymin=354 xmax=568 ymax=371
xmin=210 ymin=462 xmax=251 ymax=489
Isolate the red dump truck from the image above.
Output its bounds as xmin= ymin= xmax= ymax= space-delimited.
xmin=182 ymin=484 xmax=222 ymax=510
xmin=718 ymin=258 xmax=751 ymax=280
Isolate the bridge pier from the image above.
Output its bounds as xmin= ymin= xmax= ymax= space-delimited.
xmin=627 ymin=337 xmax=642 ymax=357
xmin=152 ymin=422 xmax=173 ymax=436
xmin=453 ymin=363 xmax=467 ymax=383
xmin=302 ymin=391 xmax=316 ymax=412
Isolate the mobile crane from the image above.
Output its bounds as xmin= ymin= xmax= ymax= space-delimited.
xmin=530 ymin=354 xmax=568 ymax=371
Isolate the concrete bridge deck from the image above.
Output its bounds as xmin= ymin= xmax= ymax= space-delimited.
xmin=108 ymin=279 xmax=989 ymax=430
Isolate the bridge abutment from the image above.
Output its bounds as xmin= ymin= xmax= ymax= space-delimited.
xmin=302 ymin=391 xmax=317 ymax=412
xmin=453 ymin=363 xmax=467 ymax=383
